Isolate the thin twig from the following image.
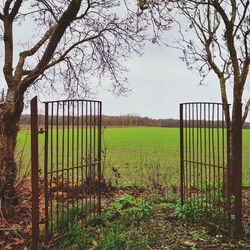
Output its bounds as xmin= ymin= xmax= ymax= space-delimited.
xmin=0 ymin=197 xmax=25 ymax=240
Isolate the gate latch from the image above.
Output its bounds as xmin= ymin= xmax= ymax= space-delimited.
xmin=38 ymin=128 xmax=46 ymax=134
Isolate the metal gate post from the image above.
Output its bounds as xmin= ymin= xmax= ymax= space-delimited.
xmin=44 ymin=102 xmax=49 ymax=238
xmin=226 ymin=104 xmax=231 ymax=229
xmin=31 ymin=96 xmax=39 ymax=249
xmin=97 ymin=102 xmax=102 ymax=214
xmin=234 ymin=102 xmax=243 ymax=236
xmin=180 ymin=104 xmax=184 ymax=205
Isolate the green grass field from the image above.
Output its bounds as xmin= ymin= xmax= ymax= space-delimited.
xmin=16 ymin=127 xmax=250 ymax=187
xmin=102 ymin=127 xmax=180 ymax=186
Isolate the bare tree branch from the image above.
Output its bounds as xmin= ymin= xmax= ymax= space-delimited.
xmin=233 ymin=0 xmax=249 ymax=37
xmin=243 ymin=98 xmax=250 ymax=124
xmin=169 ymin=0 xmax=250 ymax=123
xmin=3 ymin=0 xmax=13 ymax=16
xmin=9 ymin=0 xmax=23 ymax=21
xmin=20 ymin=0 xmax=82 ymax=91
xmin=14 ymin=26 xmax=55 ymax=81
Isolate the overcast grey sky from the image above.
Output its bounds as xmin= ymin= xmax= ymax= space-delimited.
xmin=1 ymin=2 xmax=250 ymax=120
xmin=95 ymin=40 xmax=224 ymax=119
xmin=0 ymin=14 xmax=236 ymax=119
xmin=0 ymin=37 xmax=226 ymax=119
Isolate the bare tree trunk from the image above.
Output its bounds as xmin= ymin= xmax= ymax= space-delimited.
xmin=221 ymin=103 xmax=230 ymax=200
xmin=229 ymin=101 xmax=242 ymax=192
xmin=0 ymin=90 xmax=23 ymax=216
xmin=229 ymin=101 xmax=243 ymax=235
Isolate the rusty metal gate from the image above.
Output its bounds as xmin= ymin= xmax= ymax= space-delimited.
xmin=31 ymin=97 xmax=102 ymax=247
xmin=180 ymin=102 xmax=231 ymax=231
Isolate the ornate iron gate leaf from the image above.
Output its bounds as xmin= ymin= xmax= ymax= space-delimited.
xmin=180 ymin=102 xmax=231 ymax=231
xmin=43 ymin=99 xmax=102 ymax=237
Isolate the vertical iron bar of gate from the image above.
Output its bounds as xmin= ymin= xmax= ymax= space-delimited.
xmin=180 ymin=104 xmax=184 ymax=204
xmin=235 ymin=102 xmax=243 ymax=236
xmin=225 ymin=104 xmax=231 ymax=228
xmin=44 ymin=102 xmax=49 ymax=238
xmin=31 ymin=96 xmax=39 ymax=249
xmin=97 ymin=102 xmax=102 ymax=213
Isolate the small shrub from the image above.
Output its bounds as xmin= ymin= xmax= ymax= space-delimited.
xmin=109 ymin=195 xmax=154 ymax=224
xmin=146 ymin=193 xmax=165 ymax=205
xmin=174 ymin=202 xmax=191 ymax=220
xmin=111 ymin=194 xmax=134 ymax=210
xmin=128 ymin=198 xmax=154 ymax=222
xmin=174 ymin=198 xmax=229 ymax=227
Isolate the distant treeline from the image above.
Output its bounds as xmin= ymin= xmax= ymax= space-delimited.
xmin=102 ymin=116 xmax=181 ymax=127
xmin=20 ymin=114 xmax=180 ymax=127
xmin=19 ymin=114 xmax=250 ymax=128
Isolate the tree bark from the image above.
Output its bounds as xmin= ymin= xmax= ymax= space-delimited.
xmin=229 ymin=100 xmax=243 ymax=235
xmin=0 ymin=0 xmax=82 ymax=215
xmin=0 ymin=90 xmax=23 ymax=215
